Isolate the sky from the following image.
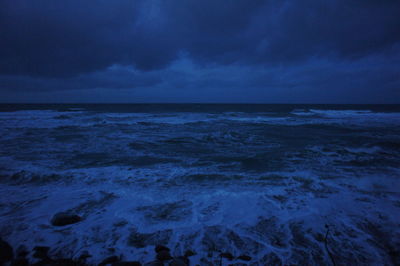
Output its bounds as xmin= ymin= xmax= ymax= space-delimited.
xmin=0 ymin=0 xmax=399 ymax=103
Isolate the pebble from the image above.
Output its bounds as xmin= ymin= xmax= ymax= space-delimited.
xmin=51 ymin=212 xmax=82 ymax=226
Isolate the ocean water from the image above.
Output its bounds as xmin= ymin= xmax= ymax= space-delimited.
xmin=0 ymin=104 xmax=399 ymax=265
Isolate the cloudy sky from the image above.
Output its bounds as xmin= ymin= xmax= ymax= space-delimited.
xmin=1 ymin=0 xmax=399 ymax=103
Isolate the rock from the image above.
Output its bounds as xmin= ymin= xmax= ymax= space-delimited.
xmin=184 ymin=250 xmax=195 ymax=257
xmin=11 ymin=257 xmax=29 ymax=266
xmin=112 ymin=262 xmax=142 ymax=266
xmin=169 ymin=257 xmax=189 ymax=266
xmin=260 ymin=252 xmax=282 ymax=265
xmin=51 ymin=258 xmax=75 ymax=265
xmin=99 ymin=255 xmax=120 ymax=265
xmin=200 ymin=257 xmax=214 ymax=266
xmin=0 ymin=238 xmax=14 ymax=263
xmin=220 ymin=252 xmax=234 ymax=260
xmin=78 ymin=250 xmax=91 ymax=262
xmin=51 ymin=212 xmax=82 ymax=226
xmin=237 ymin=255 xmax=252 ymax=261
xmin=156 ymin=250 xmax=173 ymax=261
xmin=144 ymin=261 xmax=163 ymax=266
xmin=32 ymin=246 xmax=50 ymax=259
xmin=155 ymin=245 xmax=170 ymax=253
xmin=16 ymin=245 xmax=28 ymax=258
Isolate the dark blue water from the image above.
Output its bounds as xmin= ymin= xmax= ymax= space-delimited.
xmin=0 ymin=104 xmax=399 ymax=265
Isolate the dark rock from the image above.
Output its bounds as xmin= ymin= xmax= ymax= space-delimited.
xmin=51 ymin=258 xmax=76 ymax=266
xmin=184 ymin=250 xmax=195 ymax=257
xmin=16 ymin=245 xmax=28 ymax=258
xmin=260 ymin=252 xmax=282 ymax=266
xmin=51 ymin=212 xmax=82 ymax=226
xmin=78 ymin=250 xmax=91 ymax=262
xmin=178 ymin=256 xmax=189 ymax=264
xmin=33 ymin=259 xmax=54 ymax=266
xmin=169 ymin=257 xmax=189 ymax=266
xmin=11 ymin=257 xmax=29 ymax=266
xmin=0 ymin=238 xmax=14 ymax=263
xmin=237 ymin=255 xmax=251 ymax=261
xmin=99 ymin=255 xmax=120 ymax=265
xmin=144 ymin=261 xmax=163 ymax=266
xmin=112 ymin=262 xmax=141 ymax=266
xmin=220 ymin=252 xmax=234 ymax=260
xmin=156 ymin=250 xmax=173 ymax=261
xmin=32 ymin=246 xmax=50 ymax=259
xmin=155 ymin=245 xmax=170 ymax=253
xmin=199 ymin=257 xmax=214 ymax=266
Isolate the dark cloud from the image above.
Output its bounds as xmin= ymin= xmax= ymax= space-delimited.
xmin=0 ymin=65 xmax=162 ymax=91
xmin=2 ymin=0 xmax=399 ymax=76
xmin=2 ymin=53 xmax=398 ymax=103
xmin=251 ymin=0 xmax=400 ymax=62
xmin=1 ymin=0 xmax=146 ymax=77
xmin=0 ymin=0 xmax=399 ymax=102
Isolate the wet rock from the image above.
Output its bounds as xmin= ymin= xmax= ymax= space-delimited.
xmin=184 ymin=250 xmax=195 ymax=257
xmin=237 ymin=255 xmax=251 ymax=261
xmin=51 ymin=258 xmax=76 ymax=265
xmin=32 ymin=259 xmax=54 ymax=266
xmin=113 ymin=220 xmax=128 ymax=227
xmin=51 ymin=212 xmax=82 ymax=226
xmin=220 ymin=252 xmax=234 ymax=260
xmin=169 ymin=257 xmax=189 ymax=266
xmin=0 ymin=238 xmax=14 ymax=263
xmin=99 ymin=255 xmax=120 ymax=265
xmin=32 ymin=246 xmax=50 ymax=259
xmin=199 ymin=257 xmax=215 ymax=266
xmin=112 ymin=262 xmax=142 ymax=266
xmin=11 ymin=257 xmax=29 ymax=266
xmin=78 ymin=250 xmax=91 ymax=262
xmin=260 ymin=252 xmax=282 ymax=265
xmin=144 ymin=261 xmax=163 ymax=266
xmin=156 ymin=250 xmax=173 ymax=261
xmin=16 ymin=245 xmax=28 ymax=258
xmin=155 ymin=245 xmax=170 ymax=253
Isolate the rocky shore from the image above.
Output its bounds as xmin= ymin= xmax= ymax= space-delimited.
xmin=1 ymin=237 xmax=255 ymax=266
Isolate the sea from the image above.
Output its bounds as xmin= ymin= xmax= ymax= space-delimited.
xmin=0 ymin=104 xmax=399 ymax=265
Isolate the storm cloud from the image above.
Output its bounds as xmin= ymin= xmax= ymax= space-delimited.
xmin=1 ymin=0 xmax=399 ymax=103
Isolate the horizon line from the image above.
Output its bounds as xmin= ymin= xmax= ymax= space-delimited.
xmin=0 ymin=102 xmax=399 ymax=105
